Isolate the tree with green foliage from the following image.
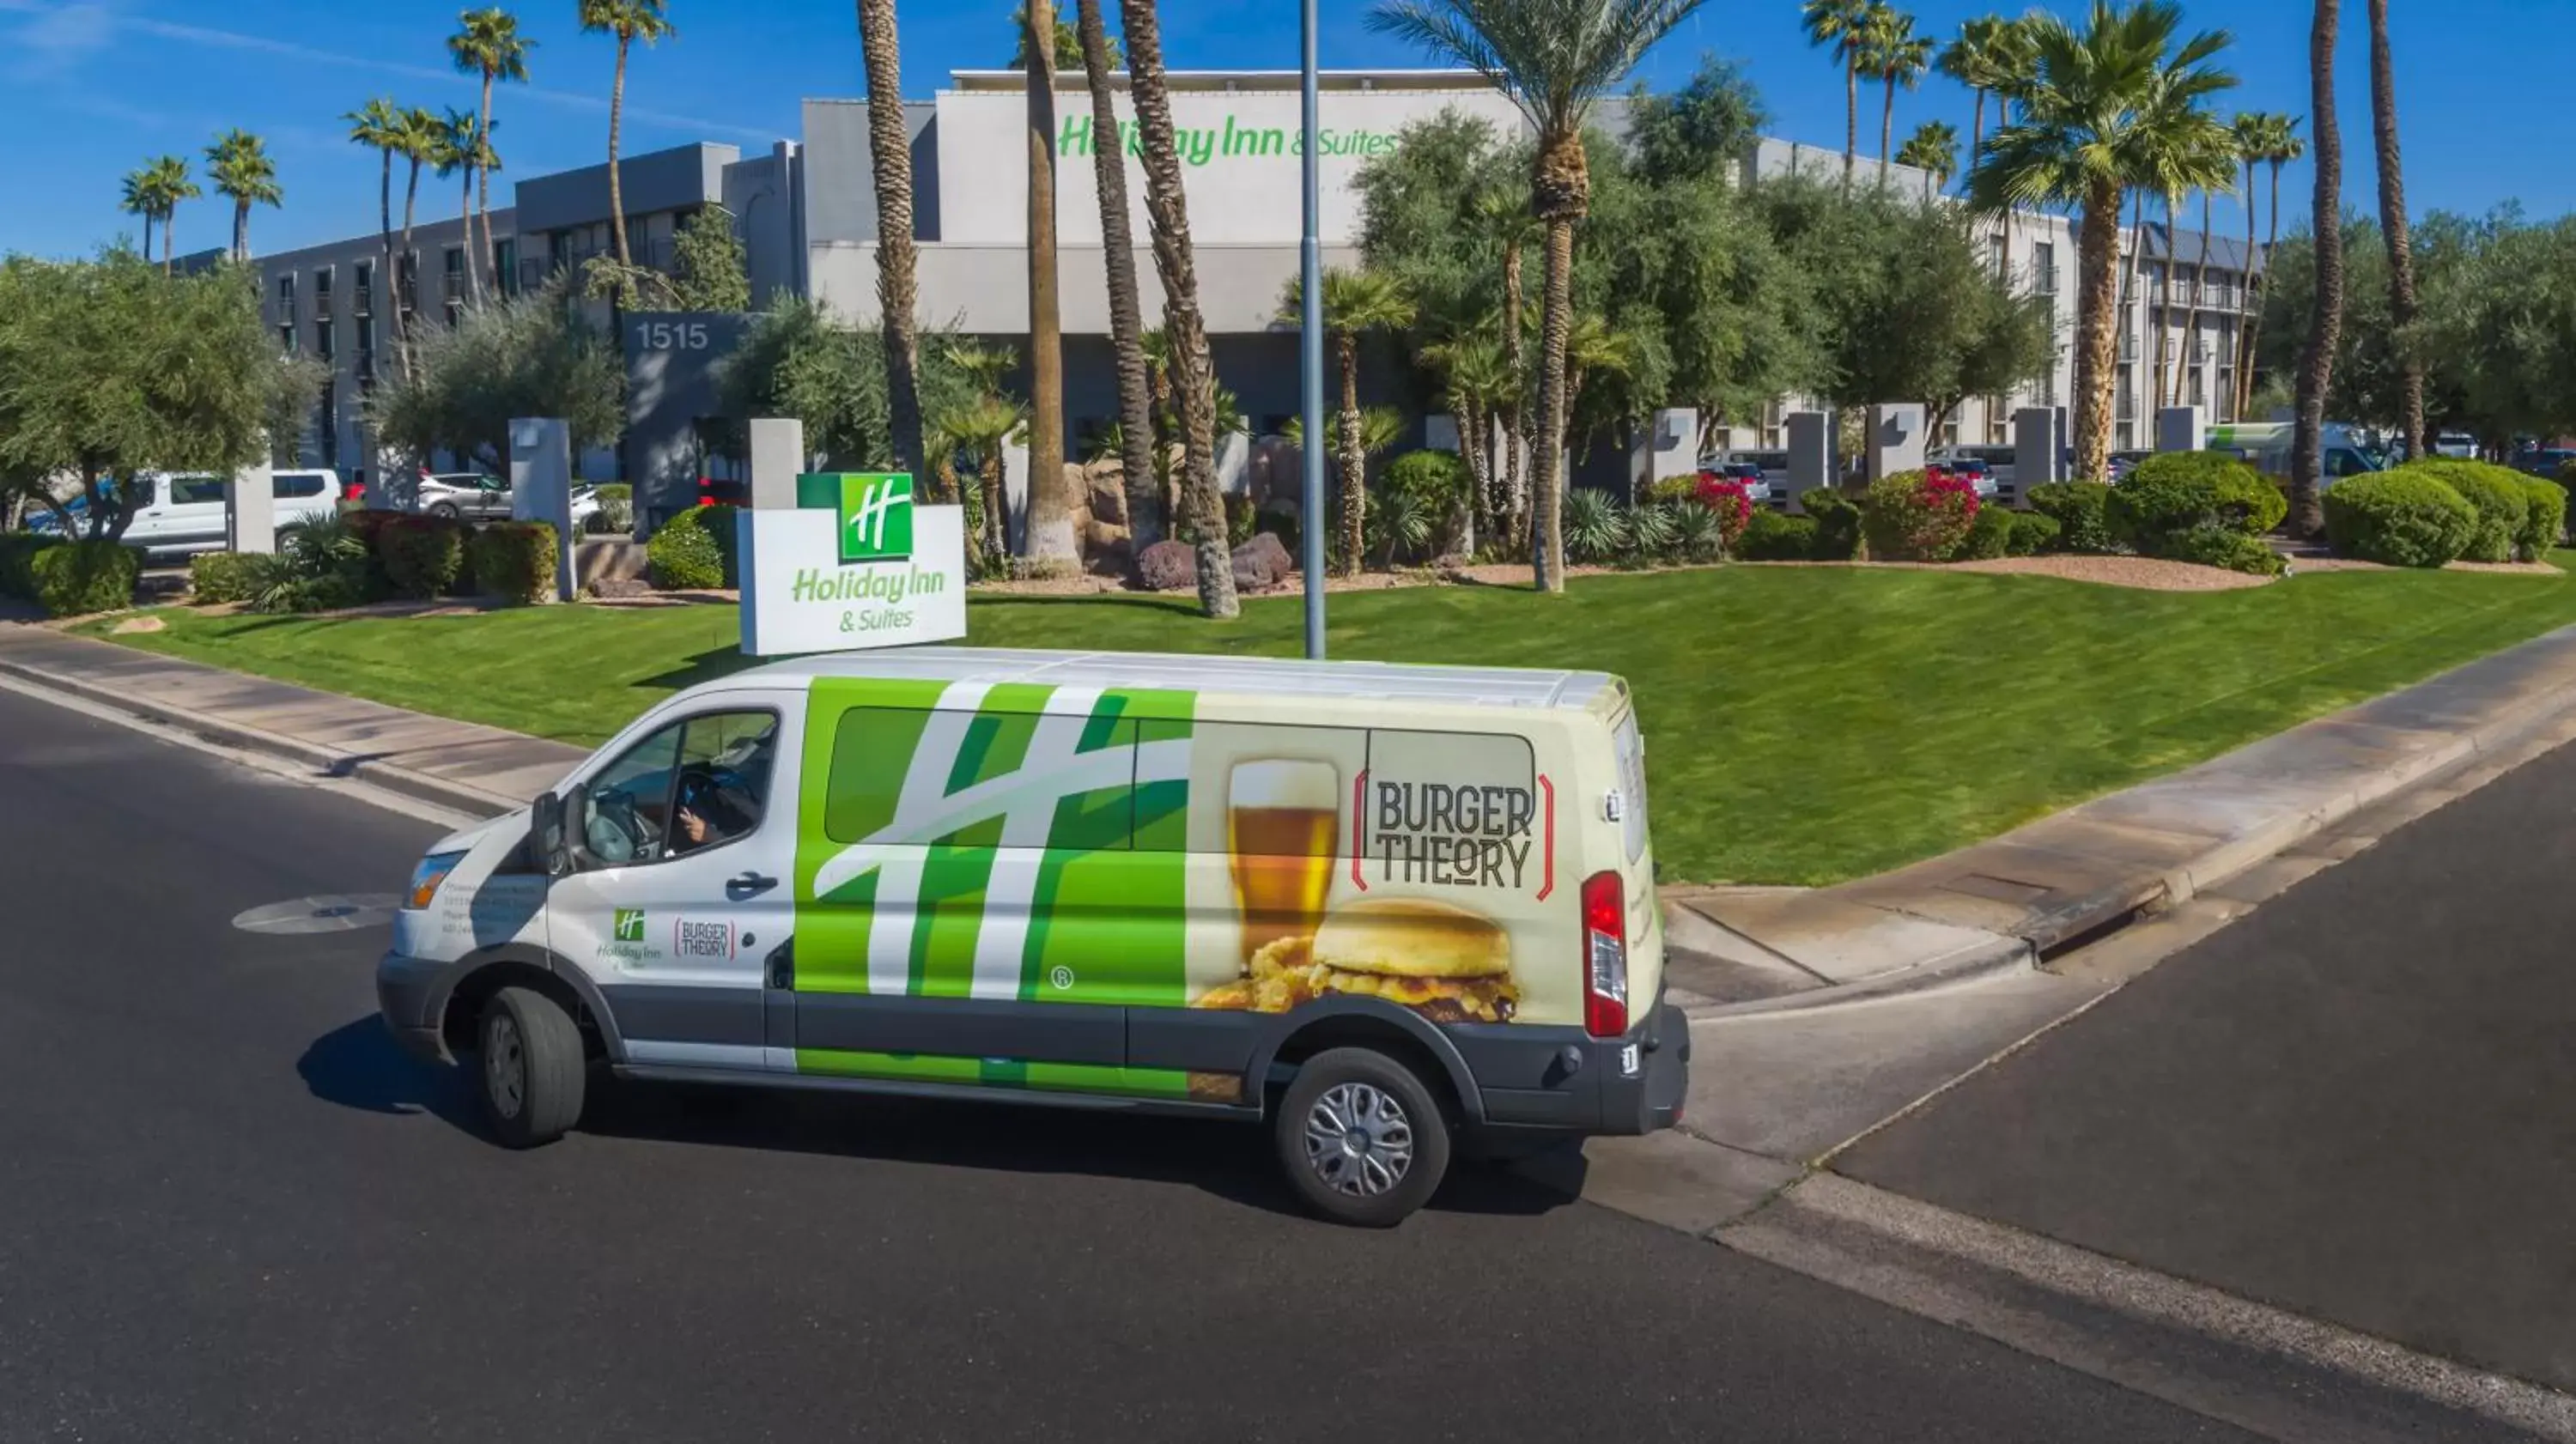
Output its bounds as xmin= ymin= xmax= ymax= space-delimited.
xmin=449 ymin=7 xmax=534 ymax=303
xmin=1279 ymin=267 xmax=1415 ymax=575
xmin=713 ymin=296 xmax=977 ymax=474
xmin=1897 ymin=119 xmax=1957 ymax=197
xmin=1856 ymin=4 xmax=1934 ymax=172
xmin=1624 ymin=52 xmax=1767 ymax=187
xmin=205 ymin=130 xmax=283 ymax=262
xmin=0 ymin=250 xmax=323 ymax=540
xmin=365 ymin=279 xmax=623 ymax=472
xmin=669 ymin=203 xmax=750 ymax=311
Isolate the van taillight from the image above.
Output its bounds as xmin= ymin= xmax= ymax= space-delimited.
xmin=1582 ymin=870 xmax=1628 ymax=1039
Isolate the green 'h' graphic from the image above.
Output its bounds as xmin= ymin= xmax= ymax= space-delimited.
xmin=835 ymin=473 xmax=914 ymax=563
xmin=613 ymin=908 xmax=646 ymax=943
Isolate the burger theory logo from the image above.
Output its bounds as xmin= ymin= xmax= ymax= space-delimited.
xmin=1364 ymin=778 xmax=1542 ymax=890
xmin=837 ymin=473 xmax=914 ymax=564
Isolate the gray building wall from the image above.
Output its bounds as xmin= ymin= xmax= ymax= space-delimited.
xmin=722 ymin=142 xmax=805 ymax=308
xmin=623 ymin=311 xmax=756 ymax=525
xmin=802 ymin=99 xmax=938 ymax=246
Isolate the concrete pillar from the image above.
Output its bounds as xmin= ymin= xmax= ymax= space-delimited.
xmin=227 ymin=450 xmax=276 ymax=555
xmin=2014 ymin=408 xmax=2063 ymax=490
xmin=749 ymin=417 xmax=805 ymax=510
xmin=508 ymin=417 xmax=576 ymax=603
xmin=2156 ymin=405 xmax=2207 ymax=453
xmin=1865 ymin=403 xmax=1929 ymax=483
xmin=1631 ymin=408 xmax=1698 ymax=498
xmin=1785 ymin=410 xmax=1832 ymax=506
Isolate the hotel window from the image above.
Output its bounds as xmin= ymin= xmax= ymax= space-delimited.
xmin=354 ymin=259 xmax=373 ymax=315
xmin=2034 ymin=242 xmax=2057 ymax=294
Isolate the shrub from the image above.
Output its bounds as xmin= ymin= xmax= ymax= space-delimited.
xmin=1374 ymin=451 xmax=1467 ymax=565
xmin=1737 ymin=510 xmax=1817 ymax=561
xmin=1645 ymin=474 xmax=1698 ymax=505
xmin=2516 ymin=476 xmax=2568 ymax=560
xmin=1859 ymin=469 xmax=1980 ymax=562
xmin=2006 ymin=511 xmax=2061 ymax=557
xmin=1961 ymin=504 xmax=2016 ymax=561
xmin=0 ymin=533 xmax=64 ymax=600
xmin=2388 ymin=459 xmax=2530 ymax=563
xmin=589 ymin=482 xmax=632 ymax=503
xmin=646 ymin=512 xmax=725 ymax=591
xmin=1798 ymin=487 xmax=1864 ymax=560
xmin=467 ymin=520 xmax=560 ymax=604
xmin=2026 ymin=481 xmax=2117 ymax=554
xmin=377 ymin=515 xmax=468 ymax=599
xmin=246 ymin=515 xmax=374 ymax=614
xmin=696 ymin=503 xmax=743 ymax=586
xmin=1562 ymin=488 xmax=1624 ymax=564
xmin=28 ymin=539 xmax=140 ymax=617
xmin=2323 ymin=471 xmax=2477 ymax=567
xmin=1668 ymin=499 xmax=1725 ymax=562
xmin=1617 ymin=501 xmax=1674 ymax=567
xmin=188 ymin=551 xmax=269 ymax=604
xmin=2107 ymin=452 xmax=2286 ymax=554
xmin=1693 ymin=476 xmax=1757 ymax=554
xmin=2160 ymin=527 xmax=2287 ymax=576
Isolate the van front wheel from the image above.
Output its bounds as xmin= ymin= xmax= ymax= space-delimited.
xmin=1274 ymin=1048 xmax=1450 ymax=1228
xmin=476 ymin=986 xmax=586 ymax=1148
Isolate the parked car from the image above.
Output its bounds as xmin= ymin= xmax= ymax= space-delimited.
xmin=411 ymin=470 xmax=604 ymax=532
xmin=1704 ymin=450 xmax=1791 ymax=503
xmin=2433 ymin=432 xmax=2479 ymax=459
xmin=1698 ymin=461 xmax=1774 ymax=503
xmin=1928 ymin=456 xmax=1999 ymax=501
xmin=1927 ymin=445 xmax=2019 ymax=497
xmin=2514 ymin=448 xmax=2576 ymax=477
xmin=116 ymin=469 xmax=346 ymax=559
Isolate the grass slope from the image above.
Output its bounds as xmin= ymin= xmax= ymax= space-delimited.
xmin=90 ymin=562 xmax=2576 ymax=884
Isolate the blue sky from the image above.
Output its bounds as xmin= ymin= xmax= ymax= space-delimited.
xmin=0 ymin=0 xmax=2561 ymax=260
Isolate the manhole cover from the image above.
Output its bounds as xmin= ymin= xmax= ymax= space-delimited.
xmin=232 ymin=894 xmax=404 ymax=935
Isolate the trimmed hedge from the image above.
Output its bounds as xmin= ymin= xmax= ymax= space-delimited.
xmin=2107 ymin=452 xmax=2287 ymax=549
xmin=465 ymin=521 xmax=559 ymax=605
xmin=378 ymin=514 xmax=468 ymax=599
xmin=1737 ymin=510 xmax=1817 ymax=561
xmin=188 ymin=551 xmax=270 ymax=605
xmin=2517 ymin=476 xmax=2568 ymax=560
xmin=1962 ymin=503 xmax=2016 ymax=560
xmin=2323 ymin=471 xmax=2478 ymax=568
xmin=29 ymin=539 xmax=140 ymax=617
xmin=698 ymin=503 xmax=743 ymax=587
xmin=0 ymin=533 xmax=63 ymax=600
xmin=2006 ymin=511 xmax=2061 ymax=557
xmin=2025 ymin=482 xmax=2116 ymax=554
xmin=2389 ymin=459 xmax=2530 ymax=563
xmin=1798 ymin=487 xmax=1865 ymax=561
xmin=2159 ymin=527 xmax=2287 ymax=576
xmin=647 ymin=509 xmax=726 ymax=591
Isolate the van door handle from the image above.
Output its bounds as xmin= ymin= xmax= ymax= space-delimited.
xmin=728 ymin=871 xmax=778 ymax=897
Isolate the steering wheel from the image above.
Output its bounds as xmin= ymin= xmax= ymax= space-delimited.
xmin=585 ymin=786 xmax=659 ymax=864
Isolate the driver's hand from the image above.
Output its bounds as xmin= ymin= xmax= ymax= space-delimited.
xmin=676 ymin=809 xmax=709 ymax=848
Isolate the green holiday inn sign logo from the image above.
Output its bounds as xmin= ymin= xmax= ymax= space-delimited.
xmin=797 ymin=472 xmax=915 ymax=564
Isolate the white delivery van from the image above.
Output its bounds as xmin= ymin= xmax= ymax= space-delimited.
xmin=380 ymin=648 xmax=1687 ymax=1226
xmin=2203 ymin=424 xmax=2381 ymax=488
xmin=119 ymin=469 xmax=347 ymax=557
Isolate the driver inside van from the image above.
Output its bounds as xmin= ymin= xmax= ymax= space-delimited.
xmin=670 ymin=765 xmax=760 ymax=855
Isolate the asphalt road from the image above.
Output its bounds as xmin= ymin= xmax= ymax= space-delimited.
xmin=1844 ymin=725 xmax=2576 ymax=1396
xmin=0 ymin=683 xmax=2251 ymax=1442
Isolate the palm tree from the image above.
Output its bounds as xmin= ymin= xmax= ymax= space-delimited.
xmin=1858 ymin=5 xmax=1934 ymax=171
xmin=1967 ymin=0 xmax=2237 ymax=482
xmin=1120 ymin=0 xmax=1239 ymax=618
xmin=1470 ymin=183 xmax=1537 ymax=537
xmin=1010 ymin=1 xmax=1097 ymax=68
xmin=143 ymin=155 xmax=200 ymax=273
xmin=119 ymin=167 xmax=159 ymax=266
xmin=1368 ymin=0 xmax=1709 ymax=595
xmin=1941 ymin=15 xmax=2014 ymax=163
xmin=1422 ymin=328 xmax=1510 ymax=546
xmin=1020 ymin=0 xmax=1075 ymax=567
xmin=346 ymin=100 xmax=406 ymax=352
xmin=2240 ymin=113 xmax=2303 ymax=417
xmin=579 ymin=0 xmax=675 ymax=277
xmin=1561 ymin=311 xmax=1640 ymax=455
xmin=1801 ymin=0 xmax=1873 ymax=188
xmin=2366 ymin=0 xmax=2421 ymax=457
xmin=205 ymin=130 xmax=283 ymax=263
xmin=1279 ymin=268 xmax=1415 ymax=575
xmin=449 ymin=7 xmax=534 ymax=303
xmin=392 ymin=106 xmax=448 ymax=364
xmin=939 ymin=394 xmax=1026 ymax=569
xmin=1073 ymin=0 xmax=1158 ymax=549
xmin=2291 ymin=0 xmax=2342 ymax=537
xmin=858 ymin=0 xmax=926 ymax=481
xmin=1898 ymin=120 xmax=1957 ymax=199
xmin=1985 ymin=15 xmax=2041 ymax=282
xmin=434 ymin=109 xmax=498 ymax=309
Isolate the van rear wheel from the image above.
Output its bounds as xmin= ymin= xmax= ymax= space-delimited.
xmin=475 ymin=986 xmax=586 ymax=1148
xmin=1273 ymin=1047 xmax=1450 ymax=1228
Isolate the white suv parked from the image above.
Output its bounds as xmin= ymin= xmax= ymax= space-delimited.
xmin=119 ymin=470 xmax=346 ymax=559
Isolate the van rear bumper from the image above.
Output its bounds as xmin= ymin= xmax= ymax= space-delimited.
xmin=1448 ymin=994 xmax=1690 ymax=1137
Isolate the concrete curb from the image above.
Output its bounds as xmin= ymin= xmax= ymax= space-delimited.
xmin=0 ymin=656 xmax=522 ymax=822
xmin=1678 ymin=933 xmax=2036 ymax=1021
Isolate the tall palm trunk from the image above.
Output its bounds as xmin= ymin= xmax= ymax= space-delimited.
xmin=1841 ymin=59 xmax=1858 ymax=190
xmin=2291 ymin=0 xmax=2345 ymax=538
xmin=2152 ymin=192 xmax=2174 ymax=411
xmin=1532 ymin=214 xmax=1577 ymax=591
xmin=858 ymin=0 xmax=926 ymax=480
xmin=980 ymin=452 xmax=1008 ymax=567
xmin=398 ymin=155 xmax=422 ymax=369
xmin=1457 ymin=396 xmax=1492 ymax=546
xmin=232 ymin=199 xmax=249 ymax=263
xmin=1969 ymin=89 xmax=1985 ymax=164
xmin=2117 ymin=191 xmax=2148 ymax=446
xmin=1120 ymin=0 xmax=1238 ymax=618
xmin=609 ymin=34 xmax=633 ymax=270
xmin=140 ymin=215 xmax=155 ymax=270
xmin=2368 ymin=0 xmax=2423 ymax=456
xmin=1500 ymin=236 xmax=1527 ymax=541
xmin=377 ymin=148 xmax=402 ymax=367
xmin=1334 ymin=331 xmax=1364 ymax=576
xmin=471 ymin=71 xmax=493 ymax=301
xmin=1022 ymin=0 xmax=1075 ymax=565
xmin=2074 ymin=182 xmax=2123 ymax=482
xmin=2184 ymin=187 xmax=2213 ymax=412
xmin=2233 ymin=156 xmax=2256 ymax=418
xmin=1878 ymin=75 xmax=1896 ymax=169
xmin=459 ymin=166 xmax=476 ymax=304
xmin=2246 ymin=160 xmax=2287 ymax=419
xmin=1076 ymin=0 xmax=1160 ymax=549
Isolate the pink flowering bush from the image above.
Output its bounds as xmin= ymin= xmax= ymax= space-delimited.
xmin=1859 ymin=469 xmax=1982 ymax=561
xmin=1693 ymin=475 xmax=1757 ymax=553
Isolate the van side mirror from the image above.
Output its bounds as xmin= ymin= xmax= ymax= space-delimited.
xmin=532 ymin=789 xmax=574 ymax=878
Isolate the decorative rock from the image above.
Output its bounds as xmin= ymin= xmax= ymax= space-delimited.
xmin=1084 ymin=520 xmax=1133 ymax=579
xmin=1086 ymin=467 xmax=1130 ymax=526
xmin=587 ymin=577 xmax=656 ymax=600
xmin=1231 ymin=531 xmax=1293 ymax=592
xmin=110 ymin=615 xmax=166 ymax=634
xmin=1137 ymin=539 xmax=1198 ymax=592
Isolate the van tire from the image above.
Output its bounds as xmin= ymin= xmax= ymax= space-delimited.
xmin=1273 ymin=1047 xmax=1450 ymax=1228
xmin=475 ymin=986 xmax=586 ymax=1148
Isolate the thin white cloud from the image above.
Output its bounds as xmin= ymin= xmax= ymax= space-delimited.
xmin=2 ymin=0 xmax=778 ymax=143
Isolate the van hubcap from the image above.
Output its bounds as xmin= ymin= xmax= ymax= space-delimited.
xmin=1304 ymin=1083 xmax=1413 ymax=1198
xmin=484 ymin=1015 xmax=526 ymax=1119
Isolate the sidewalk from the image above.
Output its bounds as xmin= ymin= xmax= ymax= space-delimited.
xmin=0 ymin=626 xmax=582 ymax=816
xmin=1662 ymin=619 xmax=2576 ymax=1016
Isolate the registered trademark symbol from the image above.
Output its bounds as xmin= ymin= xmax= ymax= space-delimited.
xmin=1048 ymin=965 xmax=1075 ymax=991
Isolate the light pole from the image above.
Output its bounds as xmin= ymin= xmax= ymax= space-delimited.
xmin=1298 ymin=0 xmax=1327 ymax=660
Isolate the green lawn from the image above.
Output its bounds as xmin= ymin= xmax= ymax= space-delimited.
xmin=86 ymin=561 xmax=2576 ymax=885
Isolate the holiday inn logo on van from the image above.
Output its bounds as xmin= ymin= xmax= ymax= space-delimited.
xmin=612 ymin=908 xmax=646 ymax=943
xmin=838 ymin=474 xmax=914 ymax=564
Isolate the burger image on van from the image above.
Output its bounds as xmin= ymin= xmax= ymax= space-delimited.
xmin=1196 ymin=895 xmax=1520 ymax=1024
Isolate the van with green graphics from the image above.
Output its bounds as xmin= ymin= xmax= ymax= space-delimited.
xmin=378 ymin=649 xmax=1686 ymax=1225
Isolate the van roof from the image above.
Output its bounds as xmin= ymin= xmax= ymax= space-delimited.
xmin=737 ymin=646 xmax=1624 ymax=712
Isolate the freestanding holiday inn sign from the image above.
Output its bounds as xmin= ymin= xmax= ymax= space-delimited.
xmin=737 ymin=472 xmax=969 ymax=658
